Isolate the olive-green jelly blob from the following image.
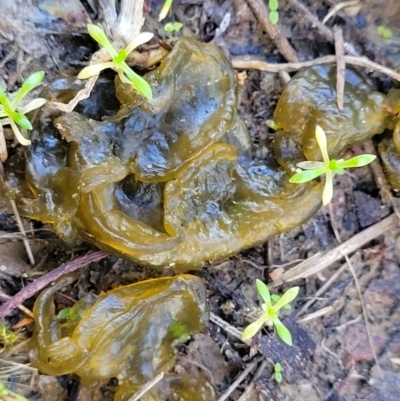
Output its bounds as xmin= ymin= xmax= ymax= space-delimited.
xmin=30 ymin=274 xmax=211 ymax=401
xmin=0 ymin=38 xmax=324 ymax=269
xmin=274 ymin=66 xmax=386 ymax=167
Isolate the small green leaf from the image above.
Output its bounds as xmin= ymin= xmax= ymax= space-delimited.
xmin=114 ymin=49 xmax=127 ymax=64
xmin=275 ymin=371 xmax=283 ymax=383
xmin=0 ymin=88 xmax=9 ymax=108
xmin=273 ymin=318 xmax=293 ymax=345
xmin=337 ymin=154 xmax=376 ymax=169
xmin=271 ymin=294 xmax=281 ymax=303
xmin=242 ymin=316 xmax=267 ymax=340
xmin=265 ymin=119 xmax=280 ymax=131
xmin=275 ymin=363 xmax=282 ymax=373
xmin=269 ymin=10 xmax=279 ymax=24
xmin=87 ymin=24 xmax=118 ymax=57
xmin=12 ymin=71 xmax=45 ymax=107
xmin=256 ymin=279 xmax=272 ymax=307
xmin=272 ymin=287 xmax=299 ymax=312
xmin=159 ymin=0 xmax=174 ymax=21
xmin=120 ymin=63 xmax=153 ymax=99
xmin=289 ymin=166 xmax=327 ymax=183
xmin=269 ymin=0 xmax=279 ymax=11
xmin=164 ymin=21 xmax=183 ymax=33
xmin=377 ymin=26 xmax=392 ymax=39
xmin=11 ymin=110 xmax=32 ymax=130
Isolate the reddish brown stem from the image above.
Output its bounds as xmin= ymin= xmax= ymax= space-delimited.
xmin=0 ymin=251 xmax=108 ymax=318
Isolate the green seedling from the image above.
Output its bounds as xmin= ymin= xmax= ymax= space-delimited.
xmin=0 ymin=382 xmax=28 ymax=401
xmin=0 ymin=71 xmax=46 ymax=147
xmin=289 ymin=125 xmax=376 ymax=205
xmin=377 ymin=25 xmax=392 ymax=39
xmin=56 ymin=307 xmax=79 ymax=322
xmin=266 ymin=119 xmax=280 ymax=131
xmin=273 ymin=362 xmax=283 ymax=383
xmin=242 ymin=279 xmax=299 ymax=345
xmin=159 ymin=0 xmax=174 ymax=21
xmin=269 ymin=0 xmax=279 ymax=24
xmin=0 ymin=323 xmax=20 ymax=349
xmin=78 ymin=24 xmax=153 ymax=99
xmin=164 ymin=21 xmax=183 ymax=33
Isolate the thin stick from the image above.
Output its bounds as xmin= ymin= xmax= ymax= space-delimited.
xmin=217 ymin=358 xmax=260 ymax=401
xmin=0 ymin=251 xmax=107 ymax=318
xmin=237 ymin=359 xmax=268 ymax=401
xmin=295 ymin=257 xmax=352 ymax=317
xmin=210 ymin=312 xmax=250 ymax=345
xmin=363 ymin=141 xmax=392 ymax=205
xmin=287 ymin=0 xmax=359 ymax=56
xmin=127 ymin=372 xmax=164 ymax=401
xmin=9 ymin=200 xmax=35 ymax=265
xmin=270 ymin=214 xmax=398 ymax=286
xmin=231 ymin=55 xmax=400 ymax=82
xmin=0 ymin=291 xmax=34 ymax=319
xmin=246 ymin=0 xmax=298 ymax=62
xmin=0 ymin=124 xmax=7 ymax=162
xmin=334 ymin=25 xmax=345 ymax=110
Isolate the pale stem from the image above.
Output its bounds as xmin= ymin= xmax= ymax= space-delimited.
xmin=322 ymin=170 xmax=334 ymax=205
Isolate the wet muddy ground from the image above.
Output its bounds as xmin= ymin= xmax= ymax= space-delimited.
xmin=1 ymin=0 xmax=400 ymax=400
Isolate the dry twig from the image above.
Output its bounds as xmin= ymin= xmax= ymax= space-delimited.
xmin=217 ymin=358 xmax=261 ymax=401
xmin=10 ymin=200 xmax=35 ymax=265
xmin=246 ymin=0 xmax=298 ymax=62
xmin=334 ymin=25 xmax=345 ymax=110
xmin=232 ymin=55 xmax=400 ymax=82
xmin=127 ymin=372 xmax=164 ymax=401
xmin=363 ymin=141 xmax=392 ymax=205
xmin=0 ymin=251 xmax=107 ymax=318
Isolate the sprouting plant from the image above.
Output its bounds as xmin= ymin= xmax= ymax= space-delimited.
xmin=273 ymin=362 xmax=283 ymax=383
xmin=0 ymin=323 xmax=20 ymax=349
xmin=0 ymin=71 xmax=46 ymax=149
xmin=0 ymin=382 xmax=28 ymax=401
xmin=265 ymin=119 xmax=280 ymax=131
xmin=269 ymin=0 xmax=279 ymax=25
xmin=242 ymin=279 xmax=299 ymax=345
xmin=78 ymin=24 xmax=153 ymax=99
xmin=164 ymin=21 xmax=183 ymax=33
xmin=289 ymin=125 xmax=376 ymax=205
xmin=159 ymin=0 xmax=174 ymax=21
xmin=377 ymin=25 xmax=392 ymax=39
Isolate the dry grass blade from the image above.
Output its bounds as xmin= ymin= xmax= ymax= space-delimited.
xmin=10 ymin=200 xmax=35 ymax=265
xmin=270 ymin=214 xmax=398 ymax=287
xmin=232 ymin=55 xmax=400 ymax=82
xmin=127 ymin=372 xmax=164 ymax=401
